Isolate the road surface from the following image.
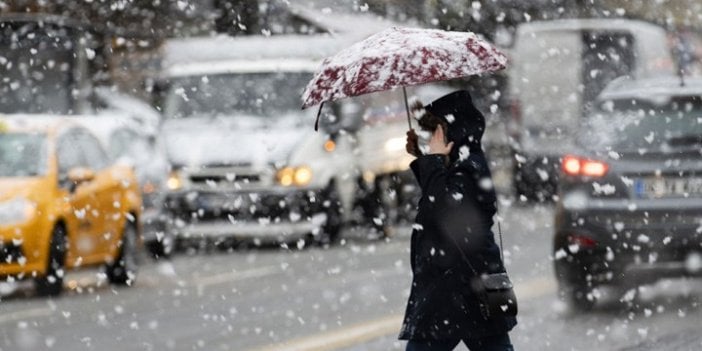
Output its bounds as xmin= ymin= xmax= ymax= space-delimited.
xmin=1 ymin=204 xmax=700 ymax=351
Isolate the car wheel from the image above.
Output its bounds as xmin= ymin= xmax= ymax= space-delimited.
xmin=35 ymin=225 xmax=67 ymax=297
xmin=106 ymin=222 xmax=139 ymax=286
xmin=512 ymin=166 xmax=535 ymax=202
xmin=318 ymin=183 xmax=342 ymax=246
xmin=147 ymin=231 xmax=175 ymax=260
xmin=373 ymin=175 xmax=399 ymax=239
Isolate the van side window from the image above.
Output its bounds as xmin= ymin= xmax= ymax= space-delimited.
xmin=109 ymin=128 xmax=143 ymax=161
xmin=57 ymin=130 xmax=86 ymax=176
xmin=76 ymin=131 xmax=109 ymax=171
xmin=581 ymin=32 xmax=635 ymax=114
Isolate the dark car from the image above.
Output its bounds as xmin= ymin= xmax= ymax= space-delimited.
xmin=553 ymin=77 xmax=702 ymax=311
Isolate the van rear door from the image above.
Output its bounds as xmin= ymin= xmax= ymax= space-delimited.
xmin=580 ymin=31 xmax=635 ymax=115
xmin=512 ymin=30 xmax=582 ymax=154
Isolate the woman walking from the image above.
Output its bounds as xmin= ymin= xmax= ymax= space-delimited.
xmin=401 ymin=90 xmax=517 ymax=351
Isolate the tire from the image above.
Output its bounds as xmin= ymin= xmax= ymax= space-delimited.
xmin=35 ymin=225 xmax=67 ymax=297
xmin=373 ymin=176 xmax=399 ymax=239
xmin=318 ymin=183 xmax=342 ymax=246
xmin=512 ymin=154 xmax=559 ymax=202
xmin=106 ymin=222 xmax=139 ymax=286
xmin=147 ymin=231 xmax=174 ymax=260
xmin=512 ymin=166 xmax=535 ymax=202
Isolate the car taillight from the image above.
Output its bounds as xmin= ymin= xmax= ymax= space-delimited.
xmin=562 ymin=155 xmax=608 ymax=177
xmin=567 ymin=234 xmax=597 ymax=249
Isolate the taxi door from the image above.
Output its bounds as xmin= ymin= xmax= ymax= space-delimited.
xmin=57 ymin=130 xmax=103 ymax=267
xmin=73 ymin=130 xmax=125 ymax=260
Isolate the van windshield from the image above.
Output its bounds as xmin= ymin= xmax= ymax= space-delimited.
xmin=0 ymin=22 xmax=75 ymax=115
xmin=164 ymin=72 xmax=313 ymax=119
xmin=0 ymin=132 xmax=47 ymax=177
xmin=581 ymin=97 xmax=702 ymax=152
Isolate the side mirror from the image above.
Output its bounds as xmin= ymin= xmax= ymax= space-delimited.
xmin=67 ymin=167 xmax=96 ymax=191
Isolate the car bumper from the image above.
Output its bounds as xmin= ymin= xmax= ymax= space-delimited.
xmin=0 ymin=219 xmax=48 ymax=278
xmin=554 ymin=197 xmax=702 ymax=285
xmin=164 ymin=188 xmax=329 ymax=241
xmin=171 ymin=213 xmax=327 ymax=242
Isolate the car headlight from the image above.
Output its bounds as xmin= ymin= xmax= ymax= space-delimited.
xmin=166 ymin=171 xmax=183 ymax=190
xmin=277 ymin=166 xmax=313 ymax=187
xmin=0 ymin=198 xmax=35 ymax=225
xmin=384 ymin=137 xmax=406 ymax=153
xmin=324 ymin=139 xmax=336 ymax=153
xmin=142 ymin=181 xmax=157 ymax=194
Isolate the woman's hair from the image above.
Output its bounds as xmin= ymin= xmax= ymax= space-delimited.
xmin=412 ymin=100 xmax=447 ymax=133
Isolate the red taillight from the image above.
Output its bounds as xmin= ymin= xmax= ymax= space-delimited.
xmin=562 ymin=155 xmax=608 ymax=177
xmin=567 ymin=234 xmax=597 ymax=248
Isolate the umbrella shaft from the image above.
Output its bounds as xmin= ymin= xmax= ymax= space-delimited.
xmin=403 ymin=86 xmax=412 ymax=129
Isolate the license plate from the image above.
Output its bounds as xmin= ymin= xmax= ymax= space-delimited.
xmin=198 ymin=194 xmax=228 ymax=209
xmin=634 ymin=177 xmax=702 ymax=198
xmin=197 ymin=194 xmax=250 ymax=210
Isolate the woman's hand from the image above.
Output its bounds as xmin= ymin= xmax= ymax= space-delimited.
xmin=406 ymin=129 xmax=420 ymax=157
xmin=428 ymin=126 xmax=453 ymax=156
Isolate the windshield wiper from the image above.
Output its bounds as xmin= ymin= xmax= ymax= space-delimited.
xmin=666 ymin=134 xmax=702 ymax=147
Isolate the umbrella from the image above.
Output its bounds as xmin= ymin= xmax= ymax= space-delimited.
xmin=301 ymin=26 xmax=508 ymax=130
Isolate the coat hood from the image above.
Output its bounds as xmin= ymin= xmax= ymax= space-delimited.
xmin=424 ymin=90 xmax=485 ymax=162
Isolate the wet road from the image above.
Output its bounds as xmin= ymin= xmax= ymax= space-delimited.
xmin=0 ymin=204 xmax=701 ymax=351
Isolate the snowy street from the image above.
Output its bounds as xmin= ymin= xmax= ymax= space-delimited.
xmin=1 ymin=204 xmax=700 ymax=351
xmin=2 ymin=2 xmax=702 ymax=350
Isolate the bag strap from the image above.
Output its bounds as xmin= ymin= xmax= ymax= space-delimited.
xmin=446 ymin=220 xmax=507 ymax=277
xmin=447 ymin=230 xmax=479 ymax=276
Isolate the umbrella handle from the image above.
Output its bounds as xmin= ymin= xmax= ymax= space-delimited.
xmin=314 ymin=102 xmax=324 ymax=132
xmin=403 ymin=86 xmax=412 ymax=130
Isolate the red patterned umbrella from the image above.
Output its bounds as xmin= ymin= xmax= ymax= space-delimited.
xmin=301 ymin=26 xmax=508 ymax=130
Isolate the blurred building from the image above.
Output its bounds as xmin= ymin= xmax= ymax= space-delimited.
xmin=0 ymin=0 xmax=332 ymax=96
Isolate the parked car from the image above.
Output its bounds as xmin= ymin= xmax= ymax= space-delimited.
xmin=90 ymin=87 xmax=172 ymax=257
xmin=73 ymin=110 xmax=172 ymax=258
xmin=553 ymin=76 xmax=702 ymax=311
xmin=93 ymin=87 xmax=162 ymax=136
xmin=507 ymin=19 xmax=675 ymax=201
xmin=0 ymin=117 xmax=142 ymax=296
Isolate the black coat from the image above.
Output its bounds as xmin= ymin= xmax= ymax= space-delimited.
xmin=399 ymin=90 xmax=517 ymax=341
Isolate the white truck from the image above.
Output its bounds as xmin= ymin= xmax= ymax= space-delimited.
xmin=156 ymin=34 xmax=377 ymax=246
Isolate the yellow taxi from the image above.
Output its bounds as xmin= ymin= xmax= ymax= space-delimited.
xmin=0 ymin=117 xmax=142 ymax=296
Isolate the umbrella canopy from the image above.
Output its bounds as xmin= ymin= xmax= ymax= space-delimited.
xmin=301 ymin=26 xmax=508 ymax=110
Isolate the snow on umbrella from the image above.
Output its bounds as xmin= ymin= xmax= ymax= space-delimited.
xmin=301 ymin=26 xmax=508 ymax=130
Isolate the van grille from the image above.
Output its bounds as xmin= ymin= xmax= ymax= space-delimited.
xmin=190 ymin=174 xmax=260 ymax=184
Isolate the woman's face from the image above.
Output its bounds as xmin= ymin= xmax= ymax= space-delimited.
xmin=416 ymin=128 xmax=432 ymax=154
xmin=417 ymin=124 xmax=447 ymax=154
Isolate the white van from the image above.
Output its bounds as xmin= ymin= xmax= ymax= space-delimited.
xmin=507 ymin=19 xmax=675 ymax=200
xmin=156 ymin=33 xmax=388 ymax=245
